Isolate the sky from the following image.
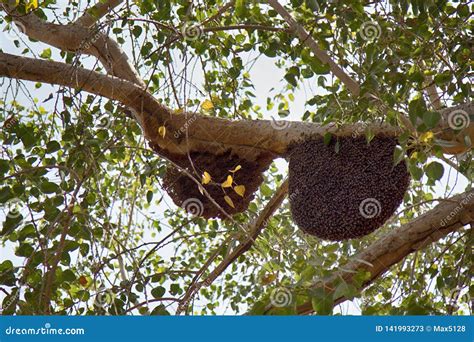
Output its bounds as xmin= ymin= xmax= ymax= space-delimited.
xmin=0 ymin=2 xmax=469 ymax=315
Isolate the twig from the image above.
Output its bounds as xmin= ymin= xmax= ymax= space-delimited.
xmin=202 ymin=1 xmax=236 ymax=25
xmin=75 ymin=0 xmax=124 ymax=27
xmin=266 ymin=0 xmax=360 ymax=96
xmin=176 ymin=178 xmax=289 ymax=314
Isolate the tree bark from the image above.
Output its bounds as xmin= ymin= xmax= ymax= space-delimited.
xmin=1 ymin=52 xmax=472 ymax=161
xmin=2 ymin=2 xmax=143 ymax=86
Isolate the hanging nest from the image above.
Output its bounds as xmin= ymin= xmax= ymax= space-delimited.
xmin=162 ymin=149 xmax=273 ymax=219
xmin=288 ymin=135 xmax=410 ymax=241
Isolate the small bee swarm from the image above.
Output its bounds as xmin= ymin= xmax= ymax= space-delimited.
xmin=163 ymin=150 xmax=273 ymax=219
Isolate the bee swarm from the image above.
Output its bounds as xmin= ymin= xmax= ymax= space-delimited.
xmin=288 ymin=136 xmax=410 ymax=241
xmin=162 ymin=149 xmax=273 ymax=219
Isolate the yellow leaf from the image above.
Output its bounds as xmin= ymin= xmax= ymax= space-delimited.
xmin=420 ymin=131 xmax=434 ymax=143
xmin=201 ymin=99 xmax=214 ymax=111
xmin=224 ymin=195 xmax=235 ymax=208
xmin=158 ymin=126 xmax=166 ymax=138
xmin=234 ymin=185 xmax=245 ymax=197
xmin=221 ymin=175 xmax=233 ymax=188
xmin=26 ymin=0 xmax=38 ymax=10
xmin=229 ymin=165 xmax=242 ymax=173
xmin=202 ymin=171 xmax=212 ymax=184
xmin=261 ymin=273 xmax=277 ymax=285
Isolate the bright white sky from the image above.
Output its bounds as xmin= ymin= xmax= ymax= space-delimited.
xmin=0 ymin=2 xmax=469 ymax=315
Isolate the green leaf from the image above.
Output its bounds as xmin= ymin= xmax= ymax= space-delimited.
xmin=132 ymin=25 xmax=143 ymax=38
xmin=284 ymin=66 xmax=300 ymax=87
xmin=305 ymin=0 xmax=319 ymax=11
xmin=284 ymin=73 xmax=298 ymax=87
xmin=0 ymin=187 xmax=13 ymax=203
xmin=422 ymin=111 xmax=441 ymax=129
xmin=249 ymin=301 xmax=267 ymax=315
xmin=16 ymin=243 xmax=34 ymax=257
xmin=150 ymin=304 xmax=170 ymax=315
xmin=425 ymin=161 xmax=444 ymax=181
xmin=311 ymin=288 xmax=333 ymax=315
xmin=334 ymin=140 xmax=340 ymax=153
xmin=0 ymin=261 xmax=15 ymax=286
xmin=235 ymin=0 xmax=246 ymax=17
xmin=408 ymin=97 xmax=427 ymax=126
xmin=146 ymin=190 xmax=153 ymax=204
xmin=151 ymin=286 xmax=166 ymax=299
xmin=260 ymin=184 xmax=273 ymax=197
xmin=333 ymin=282 xmax=359 ymax=300
xmin=61 ymin=269 xmax=76 ymax=282
xmin=170 ymin=283 xmax=181 ymax=295
xmin=393 ymin=145 xmax=405 ymax=166
xmin=323 ymin=132 xmax=332 ymax=146
xmin=40 ymin=48 xmax=52 ymax=59
xmin=46 ymin=141 xmax=61 ymax=153
xmin=40 ymin=181 xmax=60 ymax=194
xmin=434 ymin=72 xmax=451 ymax=86
xmin=0 ymin=159 xmax=9 ymax=175
xmin=408 ymin=162 xmax=423 ymax=180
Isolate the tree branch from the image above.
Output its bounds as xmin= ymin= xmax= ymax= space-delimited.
xmin=266 ymin=0 xmax=361 ymax=96
xmin=261 ymin=189 xmax=474 ymax=315
xmin=1 ymin=2 xmax=144 ymax=86
xmin=426 ymin=79 xmax=442 ymax=110
xmin=177 ymin=179 xmax=289 ymax=314
xmin=202 ymin=1 xmax=236 ymax=25
xmin=1 ymin=52 xmax=472 ymax=160
xmin=204 ymin=179 xmax=289 ymax=286
xmin=75 ymin=0 xmax=124 ymax=28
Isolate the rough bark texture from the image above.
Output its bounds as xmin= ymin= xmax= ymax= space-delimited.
xmin=2 ymin=49 xmax=472 ymax=160
xmin=1 ymin=52 xmax=472 ymax=161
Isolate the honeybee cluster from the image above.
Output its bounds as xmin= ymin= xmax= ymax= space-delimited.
xmin=288 ymin=136 xmax=410 ymax=241
xmin=163 ymin=150 xmax=273 ymax=219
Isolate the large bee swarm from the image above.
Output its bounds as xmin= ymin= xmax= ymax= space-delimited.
xmin=162 ymin=150 xmax=273 ymax=219
xmin=288 ymin=136 xmax=410 ymax=241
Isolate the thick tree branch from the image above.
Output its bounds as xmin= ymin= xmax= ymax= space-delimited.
xmin=0 ymin=51 xmax=392 ymax=158
xmin=1 ymin=52 xmax=472 ymax=159
xmin=1 ymin=2 xmax=144 ymax=86
xmin=2 ymin=3 xmax=472 ymax=156
xmin=261 ymin=189 xmax=474 ymax=315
